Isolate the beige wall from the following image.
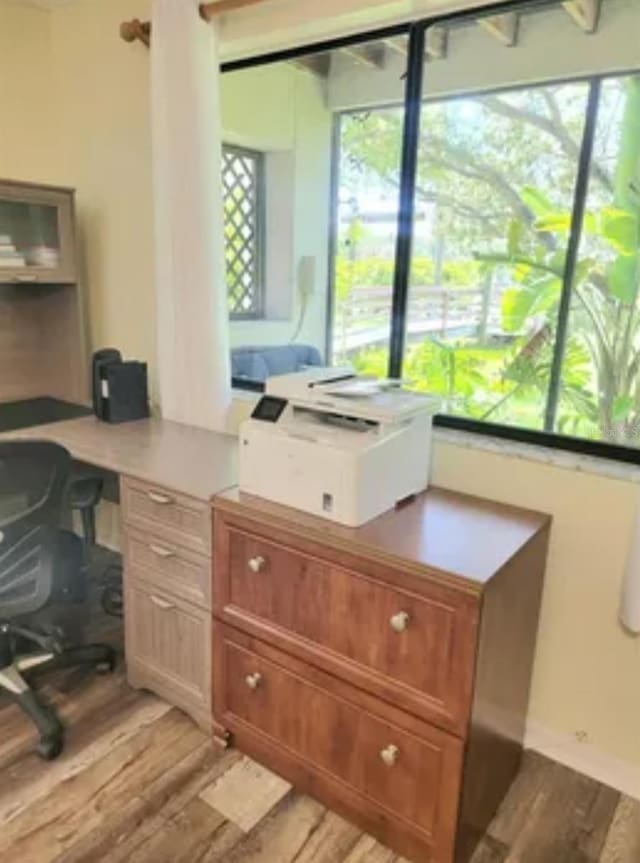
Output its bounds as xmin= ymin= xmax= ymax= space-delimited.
xmin=49 ymin=0 xmax=157 ymax=400
xmin=0 ymin=0 xmax=156 ymax=397
xmin=0 ymin=3 xmax=57 ymax=182
xmin=1 ymin=0 xmax=639 ymax=790
xmin=433 ymin=441 xmax=640 ymax=777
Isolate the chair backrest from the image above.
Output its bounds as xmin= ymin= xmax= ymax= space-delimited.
xmin=0 ymin=441 xmax=72 ymax=619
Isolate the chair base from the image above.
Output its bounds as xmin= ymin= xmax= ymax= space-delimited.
xmin=0 ymin=643 xmax=117 ymax=760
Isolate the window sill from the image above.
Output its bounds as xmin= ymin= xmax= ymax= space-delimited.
xmin=232 ymin=388 xmax=261 ymax=403
xmin=230 ymin=392 xmax=640 ymax=485
xmin=434 ymin=427 xmax=640 ymax=485
xmin=230 ymin=317 xmax=293 ymax=325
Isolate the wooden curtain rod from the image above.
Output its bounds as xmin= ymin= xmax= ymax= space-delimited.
xmin=120 ymin=0 xmax=267 ymax=47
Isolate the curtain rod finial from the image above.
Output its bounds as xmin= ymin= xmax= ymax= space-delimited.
xmin=120 ymin=19 xmax=151 ymax=47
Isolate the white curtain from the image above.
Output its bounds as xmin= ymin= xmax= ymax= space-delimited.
xmin=620 ymin=491 xmax=640 ymax=635
xmin=151 ymin=0 xmax=231 ymax=431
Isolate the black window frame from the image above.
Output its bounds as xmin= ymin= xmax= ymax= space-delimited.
xmin=223 ymin=0 xmax=640 ymax=466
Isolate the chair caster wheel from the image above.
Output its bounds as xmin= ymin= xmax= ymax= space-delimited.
xmin=96 ymin=648 xmax=117 ymax=674
xmin=101 ymin=586 xmax=123 ymax=617
xmin=96 ymin=660 xmax=114 ymax=674
xmin=36 ymin=735 xmax=63 ymax=760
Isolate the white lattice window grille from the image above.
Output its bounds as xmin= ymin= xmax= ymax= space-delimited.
xmin=222 ymin=145 xmax=265 ymax=319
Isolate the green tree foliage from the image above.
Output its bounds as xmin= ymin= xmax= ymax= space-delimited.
xmin=335 ymin=74 xmax=640 ymax=445
xmin=479 ymin=77 xmax=640 ymax=443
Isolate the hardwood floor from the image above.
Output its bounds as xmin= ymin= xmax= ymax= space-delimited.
xmin=1 ymin=550 xmax=639 ymax=863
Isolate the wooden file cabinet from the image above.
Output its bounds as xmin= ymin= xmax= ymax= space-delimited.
xmin=212 ymin=488 xmax=550 ymax=863
xmin=121 ymin=475 xmax=213 ymax=730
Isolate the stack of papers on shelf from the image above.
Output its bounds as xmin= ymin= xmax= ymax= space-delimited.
xmin=0 ymin=234 xmax=26 ymax=267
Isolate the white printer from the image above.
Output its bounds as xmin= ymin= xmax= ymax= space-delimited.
xmin=238 ymin=368 xmax=439 ymax=527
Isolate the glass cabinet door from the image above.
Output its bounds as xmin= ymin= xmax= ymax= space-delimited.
xmin=0 ymin=182 xmax=76 ymax=284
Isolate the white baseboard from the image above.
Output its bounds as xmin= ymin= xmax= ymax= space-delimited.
xmin=525 ymin=720 xmax=640 ymax=800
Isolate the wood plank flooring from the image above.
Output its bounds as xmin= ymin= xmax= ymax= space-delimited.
xmin=1 ymin=550 xmax=639 ymax=863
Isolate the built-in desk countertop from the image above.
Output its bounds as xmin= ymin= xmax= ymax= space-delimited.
xmin=0 ymin=414 xmax=238 ymax=501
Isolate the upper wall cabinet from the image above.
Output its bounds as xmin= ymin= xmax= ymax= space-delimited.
xmin=0 ymin=180 xmax=76 ymax=285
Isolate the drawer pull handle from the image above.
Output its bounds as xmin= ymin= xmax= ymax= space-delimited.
xmin=149 ymin=543 xmax=176 ymax=559
xmin=247 ymin=556 xmax=266 ymax=574
xmin=380 ymin=744 xmax=399 ymax=767
xmin=245 ymin=672 xmax=262 ymax=690
xmin=390 ymin=611 xmax=410 ymax=633
xmin=150 ymin=595 xmax=174 ymax=611
xmin=147 ymin=491 xmax=174 ymax=506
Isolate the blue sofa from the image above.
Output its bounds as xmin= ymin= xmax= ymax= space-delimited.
xmin=231 ymin=344 xmax=323 ymax=385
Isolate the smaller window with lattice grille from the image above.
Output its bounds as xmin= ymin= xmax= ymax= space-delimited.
xmin=222 ymin=145 xmax=265 ymax=319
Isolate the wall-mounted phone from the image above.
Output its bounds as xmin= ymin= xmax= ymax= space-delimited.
xmin=291 ymin=256 xmax=317 ymax=342
xmin=298 ymin=256 xmax=316 ymax=300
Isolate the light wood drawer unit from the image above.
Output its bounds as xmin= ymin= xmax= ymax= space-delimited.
xmin=121 ymin=476 xmax=211 ymax=555
xmin=215 ymin=624 xmax=462 ymax=863
xmin=125 ymin=581 xmax=211 ymax=721
xmin=123 ymin=526 xmax=210 ymax=609
xmin=121 ymin=474 xmax=213 ymax=731
xmin=214 ymin=517 xmax=478 ymax=735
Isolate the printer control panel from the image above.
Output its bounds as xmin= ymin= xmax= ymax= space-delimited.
xmin=251 ymin=396 xmax=288 ymax=423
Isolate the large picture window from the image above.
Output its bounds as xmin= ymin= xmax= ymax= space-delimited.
xmin=222 ymin=0 xmax=640 ymax=462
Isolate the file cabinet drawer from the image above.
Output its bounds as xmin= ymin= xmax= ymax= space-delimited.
xmin=214 ymin=625 xmax=462 ymax=863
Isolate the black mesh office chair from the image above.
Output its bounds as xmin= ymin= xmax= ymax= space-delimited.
xmin=69 ymin=474 xmax=104 ymax=550
xmin=0 ymin=441 xmax=116 ymax=759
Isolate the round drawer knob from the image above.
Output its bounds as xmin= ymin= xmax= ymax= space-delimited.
xmin=380 ymin=744 xmax=399 ymax=767
xmin=245 ymin=672 xmax=262 ymax=690
xmin=390 ymin=611 xmax=410 ymax=633
xmin=248 ymin=556 xmax=266 ymax=573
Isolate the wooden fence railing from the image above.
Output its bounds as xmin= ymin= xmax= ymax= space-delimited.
xmin=334 ymin=284 xmax=502 ymax=355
